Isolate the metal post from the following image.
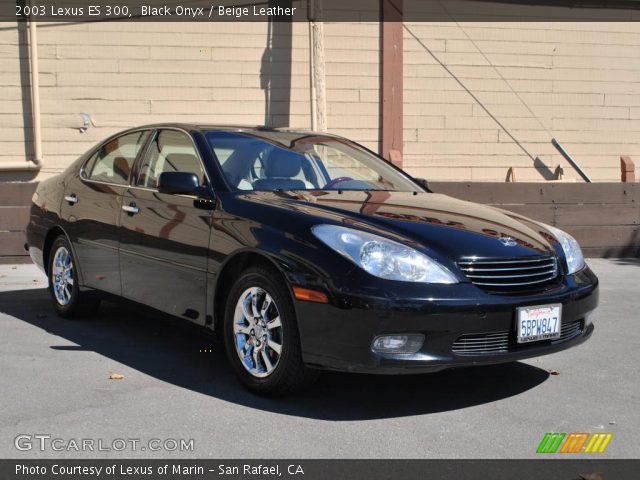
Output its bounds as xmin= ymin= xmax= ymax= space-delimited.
xmin=551 ymin=138 xmax=591 ymax=183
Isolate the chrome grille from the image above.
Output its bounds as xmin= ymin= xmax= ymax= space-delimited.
xmin=458 ymin=255 xmax=558 ymax=290
xmin=452 ymin=319 xmax=583 ymax=356
xmin=452 ymin=331 xmax=510 ymax=355
xmin=555 ymin=319 xmax=583 ymax=342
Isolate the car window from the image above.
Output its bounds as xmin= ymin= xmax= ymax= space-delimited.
xmin=207 ymin=132 xmax=318 ymax=191
xmin=136 ymin=130 xmax=205 ymax=189
xmin=209 ymin=132 xmax=266 ymax=190
xmin=311 ymin=144 xmax=384 ymax=185
xmin=206 ymin=131 xmax=418 ymax=192
xmin=84 ymin=131 xmax=150 ymax=185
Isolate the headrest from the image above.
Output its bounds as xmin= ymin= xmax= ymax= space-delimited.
xmin=113 ymin=157 xmax=131 ymax=178
xmin=264 ymin=149 xmax=303 ymax=178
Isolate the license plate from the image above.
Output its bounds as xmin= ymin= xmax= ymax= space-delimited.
xmin=516 ymin=304 xmax=562 ymax=343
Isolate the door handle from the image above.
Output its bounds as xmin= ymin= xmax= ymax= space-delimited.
xmin=64 ymin=194 xmax=78 ymax=205
xmin=122 ymin=203 xmax=139 ymax=215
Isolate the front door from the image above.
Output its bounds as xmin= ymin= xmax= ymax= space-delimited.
xmin=61 ymin=130 xmax=150 ymax=294
xmin=119 ymin=129 xmax=212 ymax=323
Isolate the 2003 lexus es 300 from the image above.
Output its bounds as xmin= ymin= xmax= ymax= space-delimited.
xmin=27 ymin=125 xmax=598 ymax=395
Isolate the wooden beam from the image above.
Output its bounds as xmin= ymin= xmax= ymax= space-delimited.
xmin=309 ymin=0 xmax=326 ymax=132
xmin=381 ymin=0 xmax=403 ymax=167
xmin=621 ymin=155 xmax=636 ymax=183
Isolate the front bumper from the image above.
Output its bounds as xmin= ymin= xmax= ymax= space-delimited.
xmin=294 ymin=266 xmax=598 ymax=374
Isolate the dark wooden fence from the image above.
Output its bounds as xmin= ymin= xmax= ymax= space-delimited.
xmin=431 ymin=182 xmax=639 ymax=258
xmin=0 ymin=182 xmax=37 ymax=263
xmin=0 ymin=182 xmax=638 ymax=263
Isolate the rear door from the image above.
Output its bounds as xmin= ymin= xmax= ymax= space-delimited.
xmin=119 ymin=128 xmax=212 ymax=323
xmin=61 ymin=130 xmax=150 ymax=294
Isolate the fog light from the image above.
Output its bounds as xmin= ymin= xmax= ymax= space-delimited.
xmin=371 ymin=334 xmax=424 ymax=354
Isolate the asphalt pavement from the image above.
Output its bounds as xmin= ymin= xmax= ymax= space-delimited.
xmin=0 ymin=259 xmax=638 ymax=459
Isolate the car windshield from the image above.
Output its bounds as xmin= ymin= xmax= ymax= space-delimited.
xmin=206 ymin=131 xmax=420 ymax=192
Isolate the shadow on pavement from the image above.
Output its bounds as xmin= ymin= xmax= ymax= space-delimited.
xmin=0 ymin=288 xmax=550 ymax=421
xmin=605 ymin=258 xmax=640 ymax=267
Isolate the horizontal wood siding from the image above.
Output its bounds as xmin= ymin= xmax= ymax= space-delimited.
xmin=0 ymin=18 xmax=382 ymax=177
xmin=2 ymin=15 xmax=639 ymax=183
xmin=403 ymin=15 xmax=640 ymax=182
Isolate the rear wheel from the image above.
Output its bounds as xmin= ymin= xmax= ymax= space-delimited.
xmin=48 ymin=235 xmax=100 ymax=318
xmin=223 ymin=266 xmax=318 ymax=395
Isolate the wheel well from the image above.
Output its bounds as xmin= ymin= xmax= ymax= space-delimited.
xmin=213 ymin=252 xmax=287 ymax=331
xmin=42 ymin=227 xmax=66 ymax=275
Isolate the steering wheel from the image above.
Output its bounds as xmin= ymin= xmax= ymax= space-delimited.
xmin=324 ymin=176 xmax=354 ymax=189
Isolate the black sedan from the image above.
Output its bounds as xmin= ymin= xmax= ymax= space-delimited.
xmin=26 ymin=124 xmax=598 ymax=395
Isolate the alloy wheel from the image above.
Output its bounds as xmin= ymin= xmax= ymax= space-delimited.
xmin=232 ymin=287 xmax=283 ymax=378
xmin=51 ymin=246 xmax=74 ymax=306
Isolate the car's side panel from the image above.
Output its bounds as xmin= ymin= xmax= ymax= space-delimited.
xmin=119 ymin=187 xmax=212 ymax=323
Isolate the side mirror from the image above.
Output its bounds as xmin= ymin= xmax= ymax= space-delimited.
xmin=414 ymin=177 xmax=433 ymax=193
xmin=157 ymin=172 xmax=200 ymax=195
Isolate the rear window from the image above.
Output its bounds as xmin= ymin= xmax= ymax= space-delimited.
xmin=84 ymin=131 xmax=150 ymax=185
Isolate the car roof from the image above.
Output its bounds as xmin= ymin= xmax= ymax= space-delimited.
xmin=132 ymin=123 xmax=341 ymax=137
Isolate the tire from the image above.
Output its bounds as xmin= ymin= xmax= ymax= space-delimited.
xmin=223 ymin=266 xmax=319 ymax=396
xmin=47 ymin=235 xmax=101 ymax=318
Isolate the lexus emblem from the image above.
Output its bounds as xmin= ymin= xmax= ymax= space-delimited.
xmin=499 ymin=236 xmax=517 ymax=247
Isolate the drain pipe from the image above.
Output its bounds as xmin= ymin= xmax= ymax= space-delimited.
xmin=28 ymin=19 xmax=43 ymax=168
xmin=1 ymin=19 xmax=42 ymax=172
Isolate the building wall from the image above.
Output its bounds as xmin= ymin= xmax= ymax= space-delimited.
xmin=0 ymin=18 xmax=381 ymax=182
xmin=1 ymin=19 xmax=640 ymax=182
xmin=404 ymin=21 xmax=640 ymax=182
xmin=0 ymin=20 xmax=305 ymax=180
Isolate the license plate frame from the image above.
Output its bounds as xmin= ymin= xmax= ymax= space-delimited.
xmin=516 ymin=303 xmax=562 ymax=343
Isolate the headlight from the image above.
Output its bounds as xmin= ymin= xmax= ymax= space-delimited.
xmin=544 ymin=225 xmax=585 ymax=275
xmin=311 ymin=224 xmax=458 ymax=284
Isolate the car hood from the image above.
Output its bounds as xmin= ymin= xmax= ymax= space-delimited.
xmin=238 ymin=190 xmax=558 ymax=260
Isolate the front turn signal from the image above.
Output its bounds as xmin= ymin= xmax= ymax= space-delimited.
xmin=293 ymin=287 xmax=329 ymax=304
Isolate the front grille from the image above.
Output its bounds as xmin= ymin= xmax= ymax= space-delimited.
xmin=458 ymin=255 xmax=559 ymax=291
xmin=451 ymin=330 xmax=510 ymax=355
xmin=452 ymin=319 xmax=583 ymax=356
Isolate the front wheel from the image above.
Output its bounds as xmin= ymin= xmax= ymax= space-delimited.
xmin=223 ymin=266 xmax=318 ymax=395
xmin=48 ymin=235 xmax=101 ymax=318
